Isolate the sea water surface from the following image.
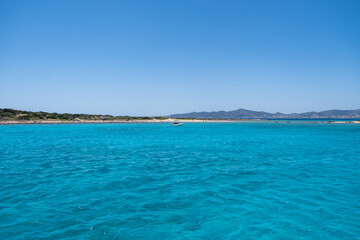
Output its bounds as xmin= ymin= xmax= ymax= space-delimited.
xmin=0 ymin=122 xmax=359 ymax=239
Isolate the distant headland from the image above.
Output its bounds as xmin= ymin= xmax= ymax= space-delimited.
xmin=169 ymin=108 xmax=360 ymax=119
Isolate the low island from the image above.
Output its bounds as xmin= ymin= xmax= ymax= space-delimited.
xmin=0 ymin=108 xmax=239 ymax=124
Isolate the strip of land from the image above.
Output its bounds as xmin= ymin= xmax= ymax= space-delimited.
xmin=0 ymin=108 xmax=243 ymax=124
xmin=1 ymin=109 xmax=359 ymax=125
xmin=0 ymin=119 xmax=243 ymax=125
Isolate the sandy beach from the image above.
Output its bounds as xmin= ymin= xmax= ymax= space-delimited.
xmin=1 ymin=119 xmax=359 ymax=125
xmin=0 ymin=118 xmax=244 ymax=125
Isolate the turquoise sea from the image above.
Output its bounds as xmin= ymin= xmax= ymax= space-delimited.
xmin=0 ymin=122 xmax=359 ymax=239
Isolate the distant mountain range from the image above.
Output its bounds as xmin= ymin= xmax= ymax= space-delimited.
xmin=168 ymin=108 xmax=360 ymax=119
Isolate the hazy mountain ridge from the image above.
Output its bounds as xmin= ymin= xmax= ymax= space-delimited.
xmin=169 ymin=108 xmax=360 ymax=119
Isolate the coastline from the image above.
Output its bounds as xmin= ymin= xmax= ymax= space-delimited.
xmin=1 ymin=119 xmax=359 ymax=125
xmin=2 ymin=109 xmax=359 ymax=125
xmin=0 ymin=118 xmax=244 ymax=125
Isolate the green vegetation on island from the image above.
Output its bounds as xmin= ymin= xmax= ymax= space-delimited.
xmin=0 ymin=108 xmax=168 ymax=122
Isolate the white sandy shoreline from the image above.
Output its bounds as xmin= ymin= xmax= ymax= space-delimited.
xmin=0 ymin=119 xmax=246 ymax=125
xmin=1 ymin=119 xmax=359 ymax=125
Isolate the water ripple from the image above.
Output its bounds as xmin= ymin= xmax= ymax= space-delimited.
xmin=0 ymin=123 xmax=359 ymax=239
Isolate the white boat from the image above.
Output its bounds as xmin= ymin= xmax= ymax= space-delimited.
xmin=172 ymin=122 xmax=183 ymax=126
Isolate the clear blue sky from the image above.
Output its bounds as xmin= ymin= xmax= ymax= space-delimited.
xmin=0 ymin=0 xmax=359 ymax=116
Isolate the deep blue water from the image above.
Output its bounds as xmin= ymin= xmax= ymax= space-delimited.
xmin=0 ymin=123 xmax=359 ymax=239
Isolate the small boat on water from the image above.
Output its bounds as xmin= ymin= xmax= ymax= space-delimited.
xmin=172 ymin=122 xmax=183 ymax=126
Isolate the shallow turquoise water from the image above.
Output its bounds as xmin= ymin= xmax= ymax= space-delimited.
xmin=0 ymin=123 xmax=359 ymax=239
